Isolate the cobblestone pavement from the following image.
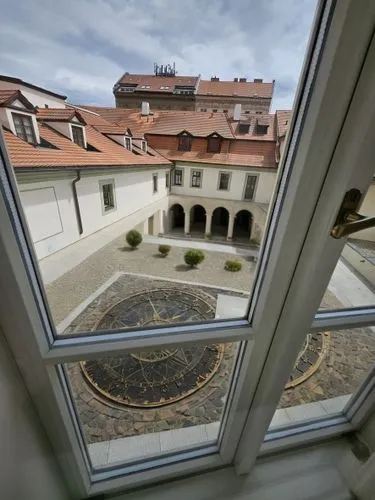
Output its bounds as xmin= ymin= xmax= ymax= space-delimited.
xmin=44 ymin=238 xmax=375 ymax=444
xmin=62 ymin=273 xmax=375 ymax=445
xmin=66 ymin=275 xmax=244 ymax=444
xmin=45 ymin=237 xmax=257 ymax=326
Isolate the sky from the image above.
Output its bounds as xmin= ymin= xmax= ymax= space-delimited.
xmin=0 ymin=0 xmax=317 ymax=111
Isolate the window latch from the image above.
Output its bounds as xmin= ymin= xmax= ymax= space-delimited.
xmin=331 ymin=188 xmax=375 ymax=239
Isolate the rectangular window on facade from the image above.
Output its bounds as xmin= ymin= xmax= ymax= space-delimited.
xmin=12 ymin=113 xmax=36 ymax=144
xmin=153 ymin=173 xmax=158 ymax=193
xmin=125 ymin=136 xmax=132 ymax=150
xmin=71 ymin=125 xmax=85 ymax=147
xmin=207 ymin=136 xmax=222 ymax=153
xmin=174 ymin=168 xmax=183 ymax=186
xmin=166 ymin=172 xmax=169 ymax=188
xmin=191 ymin=170 xmax=202 ymax=188
xmin=218 ymin=172 xmax=231 ymax=190
xmin=101 ymin=181 xmax=116 ymax=212
xmin=178 ymin=135 xmax=192 ymax=152
xmin=243 ymin=174 xmax=258 ymax=201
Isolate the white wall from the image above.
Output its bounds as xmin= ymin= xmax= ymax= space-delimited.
xmin=0 ymin=80 xmax=66 ymax=108
xmin=18 ymin=175 xmax=80 ymax=260
xmin=0 ymin=327 xmax=68 ymax=500
xmin=17 ymin=167 xmax=169 ymax=260
xmin=170 ymin=163 xmax=277 ymax=204
xmin=77 ymin=168 xmax=168 ymax=236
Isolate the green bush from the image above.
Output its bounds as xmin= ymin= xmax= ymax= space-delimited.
xmin=126 ymin=229 xmax=142 ymax=249
xmin=184 ymin=249 xmax=205 ymax=267
xmin=158 ymin=244 xmax=171 ymax=256
xmin=224 ymin=259 xmax=242 ymax=272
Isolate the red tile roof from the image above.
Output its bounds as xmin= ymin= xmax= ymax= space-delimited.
xmin=2 ymin=121 xmax=170 ymax=169
xmin=0 ymin=89 xmax=19 ymax=106
xmin=0 ymin=89 xmax=35 ymax=110
xmin=79 ymin=106 xmax=234 ymax=139
xmin=157 ymin=150 xmax=276 ymax=169
xmin=232 ymin=114 xmax=276 ymax=141
xmin=275 ymin=110 xmax=292 ymax=138
xmin=36 ymin=108 xmax=86 ymax=124
xmin=198 ymin=80 xmax=274 ymax=98
xmin=116 ymin=74 xmax=199 ymax=93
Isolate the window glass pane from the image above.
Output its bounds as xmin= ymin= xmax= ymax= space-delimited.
xmin=6 ymin=1 xmax=317 ymax=339
xmin=65 ymin=341 xmax=241 ymax=469
xmin=268 ymin=326 xmax=375 ymax=431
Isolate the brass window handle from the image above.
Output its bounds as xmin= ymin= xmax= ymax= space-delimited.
xmin=331 ymin=188 xmax=375 ymax=239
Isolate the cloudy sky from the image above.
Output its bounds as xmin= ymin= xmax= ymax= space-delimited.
xmin=0 ymin=0 xmax=317 ymax=110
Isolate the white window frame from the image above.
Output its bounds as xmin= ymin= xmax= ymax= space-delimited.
xmin=191 ymin=169 xmax=203 ymax=188
xmin=152 ymin=173 xmax=158 ymax=193
xmin=217 ymin=171 xmax=231 ymax=191
xmin=1 ymin=1 xmax=375 ymax=497
xmin=99 ymin=179 xmax=116 ymax=214
xmin=243 ymin=173 xmax=259 ymax=201
xmin=70 ymin=123 xmax=86 ymax=148
xmin=125 ymin=135 xmax=132 ymax=150
xmin=173 ymin=168 xmax=184 ymax=186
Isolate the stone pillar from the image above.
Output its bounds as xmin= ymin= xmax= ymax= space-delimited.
xmin=184 ymin=210 xmax=190 ymax=235
xmin=143 ymin=219 xmax=149 ymax=235
xmin=205 ymin=211 xmax=212 ymax=237
xmin=227 ymin=213 xmax=235 ymax=240
xmin=158 ymin=209 xmax=165 ymax=235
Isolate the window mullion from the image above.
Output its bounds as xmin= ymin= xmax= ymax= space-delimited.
xmin=44 ymin=320 xmax=252 ymax=363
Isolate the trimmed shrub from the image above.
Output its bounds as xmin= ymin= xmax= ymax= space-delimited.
xmin=158 ymin=244 xmax=171 ymax=257
xmin=184 ymin=249 xmax=205 ymax=267
xmin=126 ymin=229 xmax=142 ymax=249
xmin=224 ymin=259 xmax=242 ymax=272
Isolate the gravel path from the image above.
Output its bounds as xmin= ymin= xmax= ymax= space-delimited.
xmin=45 ymin=236 xmax=257 ymax=325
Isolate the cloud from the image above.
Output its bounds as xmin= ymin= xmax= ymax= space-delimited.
xmin=0 ymin=0 xmax=317 ymax=109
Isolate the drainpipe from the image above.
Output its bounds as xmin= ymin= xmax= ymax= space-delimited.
xmin=72 ymin=170 xmax=83 ymax=235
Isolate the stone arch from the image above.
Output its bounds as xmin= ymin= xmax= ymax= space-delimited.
xmin=169 ymin=203 xmax=185 ymax=233
xmin=233 ymin=209 xmax=253 ymax=242
xmin=190 ymin=204 xmax=206 ymax=235
xmin=211 ymin=206 xmax=229 ymax=238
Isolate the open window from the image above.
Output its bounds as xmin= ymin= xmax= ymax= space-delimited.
xmin=1 ymin=2 xmax=375 ymax=498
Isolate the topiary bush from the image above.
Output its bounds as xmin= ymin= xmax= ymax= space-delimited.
xmin=184 ymin=249 xmax=205 ymax=267
xmin=158 ymin=244 xmax=171 ymax=257
xmin=126 ymin=229 xmax=142 ymax=249
xmin=224 ymin=259 xmax=242 ymax=272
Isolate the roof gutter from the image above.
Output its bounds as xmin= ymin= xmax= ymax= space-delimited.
xmin=72 ymin=170 xmax=83 ymax=235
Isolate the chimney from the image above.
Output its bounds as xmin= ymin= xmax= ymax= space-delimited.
xmin=233 ymin=77 xmax=238 ymax=82
xmin=233 ymin=104 xmax=242 ymax=121
xmin=254 ymin=78 xmax=263 ymax=83
xmin=211 ymin=76 xmax=220 ymax=82
xmin=141 ymin=101 xmax=150 ymax=116
xmin=239 ymin=77 xmax=247 ymax=82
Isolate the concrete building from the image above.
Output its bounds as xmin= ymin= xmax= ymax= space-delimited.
xmin=113 ymin=68 xmax=274 ymax=116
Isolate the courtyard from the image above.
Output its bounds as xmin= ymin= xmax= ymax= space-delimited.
xmin=39 ymin=233 xmax=375 ymax=457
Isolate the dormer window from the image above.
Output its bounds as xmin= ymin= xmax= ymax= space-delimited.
xmin=178 ymin=132 xmax=192 ymax=152
xmin=207 ymin=134 xmax=222 ymax=153
xmin=125 ymin=136 xmax=132 ymax=150
xmin=71 ymin=125 xmax=85 ymax=147
xmin=12 ymin=113 xmax=36 ymax=144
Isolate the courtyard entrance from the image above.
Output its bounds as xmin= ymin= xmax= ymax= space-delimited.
xmin=169 ymin=203 xmax=185 ymax=234
xmin=233 ymin=210 xmax=252 ymax=242
xmin=211 ymin=207 xmax=229 ymax=239
xmin=190 ymin=204 xmax=206 ymax=235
